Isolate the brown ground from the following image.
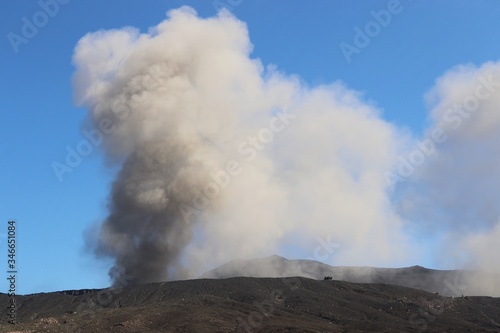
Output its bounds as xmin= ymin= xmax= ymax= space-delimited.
xmin=1 ymin=277 xmax=499 ymax=332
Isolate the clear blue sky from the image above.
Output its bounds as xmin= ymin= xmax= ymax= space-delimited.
xmin=2 ymin=0 xmax=500 ymax=294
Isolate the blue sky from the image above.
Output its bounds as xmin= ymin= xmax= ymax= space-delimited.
xmin=2 ymin=0 xmax=500 ymax=294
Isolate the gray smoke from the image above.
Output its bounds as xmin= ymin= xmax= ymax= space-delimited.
xmin=96 ymin=140 xmax=209 ymax=284
xmin=73 ymin=7 xmax=500 ymax=294
xmin=395 ymin=62 xmax=500 ymax=295
xmin=73 ymin=7 xmax=414 ymax=286
xmin=74 ymin=8 xmax=500 ymax=294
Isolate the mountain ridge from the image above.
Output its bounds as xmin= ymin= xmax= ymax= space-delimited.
xmin=201 ymin=255 xmax=498 ymax=297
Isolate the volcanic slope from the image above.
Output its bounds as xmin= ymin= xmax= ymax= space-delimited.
xmin=1 ymin=277 xmax=500 ymax=332
xmin=202 ymin=255 xmax=500 ymax=296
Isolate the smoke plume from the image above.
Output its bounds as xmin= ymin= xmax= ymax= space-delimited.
xmin=73 ymin=7 xmax=414 ymax=285
xmin=73 ymin=7 xmax=500 ymax=295
xmin=395 ymin=62 xmax=500 ymax=295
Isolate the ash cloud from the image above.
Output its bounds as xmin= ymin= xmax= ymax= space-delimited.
xmin=74 ymin=7 xmax=500 ymax=294
xmin=395 ymin=62 xmax=500 ymax=295
xmin=73 ymin=7 xmax=414 ymax=286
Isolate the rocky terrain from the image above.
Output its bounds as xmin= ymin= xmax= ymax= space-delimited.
xmin=1 ymin=256 xmax=499 ymax=332
xmin=1 ymin=276 xmax=500 ymax=332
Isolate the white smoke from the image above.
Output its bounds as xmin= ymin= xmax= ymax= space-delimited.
xmin=72 ymin=7 xmax=417 ymax=284
xmin=73 ymin=7 xmax=500 ymax=295
xmin=396 ymin=62 xmax=500 ymax=295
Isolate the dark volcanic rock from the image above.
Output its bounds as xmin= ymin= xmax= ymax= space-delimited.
xmin=0 ymin=277 xmax=499 ymax=332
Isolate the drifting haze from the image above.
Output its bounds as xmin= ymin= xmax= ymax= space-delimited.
xmin=73 ymin=7 xmax=500 ymax=295
xmin=396 ymin=62 xmax=500 ymax=295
